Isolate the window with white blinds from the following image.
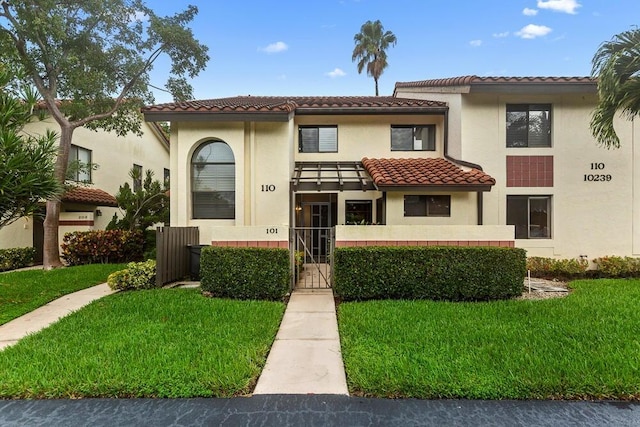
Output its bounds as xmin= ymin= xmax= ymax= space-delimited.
xmin=299 ymin=126 xmax=338 ymax=153
xmin=191 ymin=141 xmax=235 ymax=219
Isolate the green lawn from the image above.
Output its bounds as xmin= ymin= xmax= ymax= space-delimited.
xmin=0 ymin=264 xmax=126 ymax=325
xmin=0 ymin=289 xmax=285 ymax=398
xmin=338 ymin=279 xmax=640 ymax=400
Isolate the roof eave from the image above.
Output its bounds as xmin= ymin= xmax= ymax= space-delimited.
xmin=376 ymin=184 xmax=494 ymax=192
xmin=142 ymin=111 xmax=293 ymax=122
xmin=295 ymin=107 xmax=448 ymax=115
xmin=470 ymin=82 xmax=597 ymax=94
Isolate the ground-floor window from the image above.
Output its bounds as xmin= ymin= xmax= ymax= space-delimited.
xmin=506 ymin=195 xmax=551 ymax=239
xmin=345 ymin=200 xmax=372 ymax=224
xmin=404 ymin=195 xmax=451 ymax=217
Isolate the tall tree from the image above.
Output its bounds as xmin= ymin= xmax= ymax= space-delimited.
xmin=0 ymin=1 xmax=209 ymax=268
xmin=0 ymin=67 xmax=61 ymax=229
xmin=352 ymin=20 xmax=397 ymax=96
xmin=591 ymin=28 xmax=640 ymax=148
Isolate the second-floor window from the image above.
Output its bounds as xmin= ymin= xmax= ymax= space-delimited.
xmin=506 ymin=104 xmax=551 ymax=148
xmin=67 ymin=144 xmax=92 ymax=183
xmin=299 ymin=126 xmax=338 ymax=153
xmin=132 ymin=164 xmax=143 ymax=192
xmin=391 ymin=125 xmax=436 ymax=151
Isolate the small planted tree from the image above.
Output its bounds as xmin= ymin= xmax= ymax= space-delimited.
xmin=108 ymin=167 xmax=169 ymax=232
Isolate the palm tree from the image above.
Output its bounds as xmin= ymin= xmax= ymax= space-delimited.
xmin=591 ymin=28 xmax=640 ymax=148
xmin=352 ymin=20 xmax=397 ymax=96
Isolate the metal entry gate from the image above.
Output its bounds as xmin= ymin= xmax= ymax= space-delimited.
xmin=291 ymin=227 xmax=334 ymax=289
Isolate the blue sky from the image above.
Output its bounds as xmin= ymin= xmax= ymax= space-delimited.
xmin=149 ymin=0 xmax=638 ymax=103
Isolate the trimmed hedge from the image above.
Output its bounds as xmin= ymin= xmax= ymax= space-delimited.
xmin=200 ymin=247 xmax=290 ymax=300
xmin=0 ymin=247 xmax=36 ymax=272
xmin=107 ymin=260 xmax=157 ymax=291
xmin=333 ymin=246 xmax=526 ymax=301
xmin=526 ymin=256 xmax=589 ymax=280
xmin=61 ymin=230 xmax=144 ymax=266
xmin=593 ymin=256 xmax=640 ymax=278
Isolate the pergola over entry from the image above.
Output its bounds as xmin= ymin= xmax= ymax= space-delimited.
xmin=290 ymin=161 xmax=377 ymax=192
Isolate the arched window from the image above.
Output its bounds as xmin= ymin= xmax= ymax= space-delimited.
xmin=191 ymin=140 xmax=235 ymax=219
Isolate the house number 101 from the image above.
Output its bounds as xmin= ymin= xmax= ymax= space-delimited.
xmin=261 ymin=185 xmax=276 ymax=192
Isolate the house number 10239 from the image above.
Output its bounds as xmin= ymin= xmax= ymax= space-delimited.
xmin=584 ymin=162 xmax=612 ymax=182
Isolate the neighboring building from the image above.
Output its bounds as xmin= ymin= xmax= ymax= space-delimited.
xmin=142 ymin=76 xmax=639 ymax=277
xmin=0 ymin=117 xmax=170 ymax=262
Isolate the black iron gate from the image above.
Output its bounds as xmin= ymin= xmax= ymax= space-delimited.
xmin=291 ymin=227 xmax=334 ymax=290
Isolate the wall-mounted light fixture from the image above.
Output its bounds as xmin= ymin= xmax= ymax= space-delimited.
xmin=95 ymin=209 xmax=102 ymax=217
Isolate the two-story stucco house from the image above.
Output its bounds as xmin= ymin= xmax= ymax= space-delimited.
xmin=0 ymin=118 xmax=170 ymax=262
xmin=142 ymin=75 xmax=639 ymax=286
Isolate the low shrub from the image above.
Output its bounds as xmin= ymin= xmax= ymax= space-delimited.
xmin=107 ymin=260 xmax=157 ymax=290
xmin=333 ymin=246 xmax=526 ymax=301
xmin=593 ymin=256 xmax=640 ymax=278
xmin=200 ymin=247 xmax=289 ymax=300
xmin=0 ymin=247 xmax=36 ymax=272
xmin=61 ymin=230 xmax=144 ymax=266
xmin=526 ymin=256 xmax=589 ymax=280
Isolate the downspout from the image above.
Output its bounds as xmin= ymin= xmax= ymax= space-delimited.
xmin=442 ymin=109 xmax=484 ymax=225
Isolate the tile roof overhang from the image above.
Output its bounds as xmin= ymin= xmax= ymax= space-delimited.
xmin=394 ymin=75 xmax=597 ymax=95
xmin=361 ymin=157 xmax=496 ymax=192
xmin=61 ymin=187 xmax=118 ymax=207
xmin=142 ymin=96 xmax=448 ymax=122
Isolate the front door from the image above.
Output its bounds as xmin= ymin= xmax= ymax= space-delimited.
xmin=304 ymin=202 xmax=330 ymax=262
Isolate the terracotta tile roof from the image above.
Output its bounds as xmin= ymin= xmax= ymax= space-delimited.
xmin=395 ymin=75 xmax=596 ymax=89
xmin=362 ymin=157 xmax=496 ymax=189
xmin=62 ymin=187 xmax=118 ymax=207
xmin=143 ymin=96 xmax=446 ymax=114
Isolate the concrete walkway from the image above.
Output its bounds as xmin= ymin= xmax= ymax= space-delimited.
xmin=0 ymin=283 xmax=116 ymax=351
xmin=253 ymin=289 xmax=349 ymax=395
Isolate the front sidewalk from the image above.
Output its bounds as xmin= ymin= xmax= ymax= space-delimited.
xmin=0 ymin=283 xmax=115 ymax=351
xmin=253 ymin=289 xmax=349 ymax=395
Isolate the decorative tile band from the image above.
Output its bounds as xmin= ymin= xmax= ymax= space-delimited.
xmin=211 ymin=241 xmax=289 ymax=248
xmin=334 ymin=240 xmax=514 ymax=248
xmin=507 ymin=155 xmax=553 ymax=187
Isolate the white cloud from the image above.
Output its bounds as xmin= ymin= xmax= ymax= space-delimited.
xmin=537 ymin=0 xmax=581 ymax=14
xmin=493 ymin=31 xmax=510 ymax=38
xmin=516 ymin=24 xmax=552 ymax=39
xmin=523 ymin=8 xmax=538 ymax=16
xmin=469 ymin=40 xmax=482 ymax=47
xmin=326 ymin=68 xmax=346 ymax=78
xmin=259 ymin=41 xmax=289 ymax=54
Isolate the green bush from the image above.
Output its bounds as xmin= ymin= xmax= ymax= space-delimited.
xmin=0 ymin=247 xmax=36 ymax=272
xmin=333 ymin=246 xmax=526 ymax=301
xmin=61 ymin=230 xmax=144 ymax=266
xmin=593 ymin=256 xmax=640 ymax=278
xmin=107 ymin=260 xmax=157 ymax=290
xmin=526 ymin=256 xmax=589 ymax=280
xmin=200 ymin=247 xmax=290 ymax=300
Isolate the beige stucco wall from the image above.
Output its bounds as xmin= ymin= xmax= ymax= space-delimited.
xmin=459 ymin=92 xmax=636 ymax=258
xmin=335 ymin=224 xmax=514 ymax=242
xmin=0 ymin=116 xmax=169 ymax=251
xmin=171 ymin=120 xmax=292 ymax=244
xmin=295 ymin=114 xmax=445 ymax=161
xmin=385 ymin=192 xmax=477 ymax=225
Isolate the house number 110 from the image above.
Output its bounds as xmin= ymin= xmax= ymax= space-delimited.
xmin=261 ymin=185 xmax=276 ymax=192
